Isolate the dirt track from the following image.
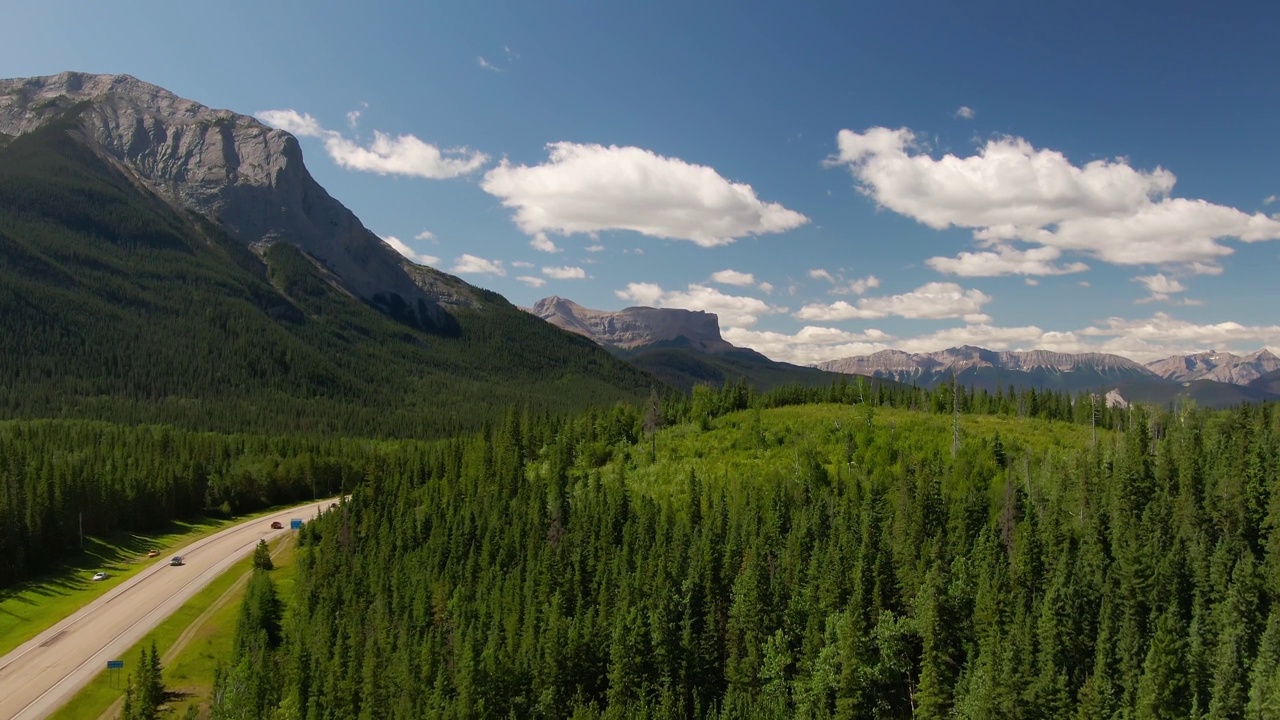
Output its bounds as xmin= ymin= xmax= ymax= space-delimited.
xmin=0 ymin=499 xmax=337 ymax=720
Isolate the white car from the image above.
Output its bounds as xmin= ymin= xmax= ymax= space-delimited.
xmin=92 ymin=572 xmax=108 ymax=582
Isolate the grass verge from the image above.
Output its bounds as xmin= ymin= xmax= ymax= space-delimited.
xmin=48 ymin=536 xmax=298 ymax=720
xmin=0 ymin=508 xmax=288 ymax=657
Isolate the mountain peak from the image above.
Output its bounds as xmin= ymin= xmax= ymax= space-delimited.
xmin=0 ymin=71 xmax=462 ymax=330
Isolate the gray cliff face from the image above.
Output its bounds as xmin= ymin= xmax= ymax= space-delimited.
xmin=0 ymin=72 xmax=472 ymax=322
xmin=1146 ymin=350 xmax=1280 ymax=385
xmin=530 ymin=296 xmax=732 ymax=352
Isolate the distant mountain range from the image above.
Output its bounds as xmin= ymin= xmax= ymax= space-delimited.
xmin=530 ymin=296 xmax=849 ymax=392
xmin=1145 ymin=349 xmax=1280 ymax=384
xmin=814 ymin=346 xmax=1280 ymax=408
xmin=527 ymin=295 xmax=1280 ymax=407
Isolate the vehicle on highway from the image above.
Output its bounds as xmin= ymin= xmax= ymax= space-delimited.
xmin=170 ymin=556 xmax=183 ymax=566
xmin=92 ymin=571 xmax=108 ymax=581
xmin=270 ymin=520 xmax=284 ymax=529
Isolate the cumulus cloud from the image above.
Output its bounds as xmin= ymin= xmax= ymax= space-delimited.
xmin=808 ymin=268 xmax=835 ymax=283
xmin=835 ymin=275 xmax=881 ymax=295
xmin=927 ymin=244 xmax=1089 ymax=277
xmin=829 ymin=126 xmax=1280 ymax=271
xmin=480 ymin=142 xmax=808 ymax=247
xmin=450 ymin=254 xmax=505 ymax=276
xmin=1266 ymin=195 xmax=1278 ymax=206
xmin=710 ymin=269 xmax=757 ymax=287
xmin=256 ymin=109 xmax=488 ymax=179
xmin=511 ymin=260 xmax=535 ymax=269
xmin=517 ymin=275 xmax=546 ymax=288
xmin=758 ymin=281 xmax=775 ymax=294
xmin=415 ymin=230 xmax=437 ymax=242
xmin=586 ymin=244 xmax=605 ymax=252
xmin=1133 ymin=273 xmax=1187 ymax=304
xmin=381 ymin=235 xmax=440 ymax=266
xmin=543 ymin=265 xmax=586 ymax=280
xmin=1076 ymin=313 xmax=1280 ymax=360
xmin=530 ymin=233 xmax=561 ymax=253
xmin=954 ymin=106 xmax=976 ymax=120
xmin=614 ymin=283 xmax=780 ymax=327
xmin=795 ymin=282 xmax=992 ymax=323
xmin=724 ymin=326 xmax=895 ymax=366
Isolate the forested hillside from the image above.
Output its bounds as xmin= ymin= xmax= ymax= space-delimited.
xmin=207 ymin=392 xmax=1280 ymax=718
xmin=0 ymin=115 xmax=653 ymax=439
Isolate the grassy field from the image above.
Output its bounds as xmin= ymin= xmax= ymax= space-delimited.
xmin=622 ymin=402 xmax=1100 ymax=500
xmin=49 ymin=536 xmax=298 ymax=720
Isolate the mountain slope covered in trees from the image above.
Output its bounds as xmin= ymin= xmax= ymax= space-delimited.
xmin=208 ymin=389 xmax=1280 ymax=718
xmin=0 ymin=112 xmax=655 ymax=438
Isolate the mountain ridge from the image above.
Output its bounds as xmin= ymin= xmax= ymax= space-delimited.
xmin=0 ymin=71 xmax=469 ymax=331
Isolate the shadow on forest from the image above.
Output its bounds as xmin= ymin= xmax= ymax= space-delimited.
xmin=0 ymin=515 xmax=226 ymax=604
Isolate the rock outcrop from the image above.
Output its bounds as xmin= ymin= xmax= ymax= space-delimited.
xmin=530 ymin=296 xmax=733 ymax=352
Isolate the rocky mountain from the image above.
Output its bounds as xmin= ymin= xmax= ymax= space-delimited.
xmin=531 ymin=296 xmax=734 ymax=353
xmin=0 ymin=71 xmax=467 ymax=330
xmin=818 ymin=345 xmax=1157 ymax=392
xmin=0 ymin=72 xmax=655 ymax=436
xmin=529 ymin=296 xmax=853 ymax=392
xmin=1145 ymin=349 xmax=1280 ymax=385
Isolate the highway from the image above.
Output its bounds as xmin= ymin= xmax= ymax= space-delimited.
xmin=0 ymin=499 xmax=339 ymax=720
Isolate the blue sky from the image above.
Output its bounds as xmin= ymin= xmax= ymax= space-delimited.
xmin=5 ymin=0 xmax=1280 ymax=363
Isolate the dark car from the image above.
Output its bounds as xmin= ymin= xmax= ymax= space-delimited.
xmin=170 ymin=556 xmax=183 ymax=566
xmin=270 ymin=521 xmax=284 ymax=529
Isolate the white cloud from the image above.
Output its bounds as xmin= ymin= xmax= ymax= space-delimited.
xmin=415 ymin=230 xmax=437 ymax=242
xmin=710 ymin=269 xmax=757 ymax=287
xmin=478 ymin=56 xmax=503 ymax=72
xmin=530 ymin=233 xmax=561 ymax=253
xmin=517 ymin=275 xmax=546 ymax=288
xmin=835 ymin=275 xmax=881 ymax=295
xmin=954 ymin=106 xmax=976 ymax=120
xmin=808 ymin=268 xmax=835 ymax=283
xmin=758 ymin=281 xmax=775 ymax=294
xmin=1077 ymin=313 xmax=1280 ymax=361
xmin=1266 ymin=195 xmax=1278 ymax=206
xmin=542 ymin=265 xmax=586 ymax=280
xmin=795 ymin=282 xmax=992 ymax=322
xmin=450 ymin=254 xmax=505 ymax=276
xmin=829 ymin=126 xmax=1280 ymax=270
xmin=381 ymin=235 xmax=440 ymax=266
xmin=927 ymin=244 xmax=1089 ymax=277
xmin=1025 ymin=277 xmax=1039 ymax=286
xmin=614 ymin=283 xmax=780 ymax=327
xmin=480 ymin=142 xmax=808 ymax=247
xmin=257 ymin=109 xmax=488 ymax=179
xmin=1134 ymin=272 xmax=1186 ymax=300
xmin=346 ymin=110 xmax=361 ymax=129
xmin=511 ymin=260 xmax=535 ymax=269
xmin=586 ymin=244 xmax=605 ymax=252
xmin=724 ymin=326 xmax=895 ymax=366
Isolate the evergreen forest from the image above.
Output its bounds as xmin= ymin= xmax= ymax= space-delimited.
xmin=200 ymin=389 xmax=1280 ymax=718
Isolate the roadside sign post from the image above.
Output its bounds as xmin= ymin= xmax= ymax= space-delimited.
xmin=289 ymin=519 xmax=303 ymax=530
xmin=106 ymin=659 xmax=124 ymax=688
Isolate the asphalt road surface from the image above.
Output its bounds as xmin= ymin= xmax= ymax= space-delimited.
xmin=0 ymin=498 xmax=340 ymax=720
